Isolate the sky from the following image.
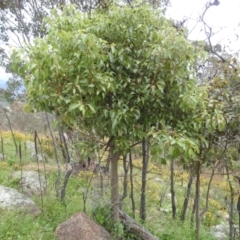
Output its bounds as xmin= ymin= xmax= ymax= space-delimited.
xmin=0 ymin=0 xmax=239 ymax=88
xmin=0 ymin=69 xmax=11 ymax=88
xmin=167 ymin=0 xmax=240 ymax=51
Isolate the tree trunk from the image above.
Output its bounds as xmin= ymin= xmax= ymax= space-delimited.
xmin=129 ymin=149 xmax=136 ymax=218
xmin=170 ymin=160 xmax=177 ymax=219
xmin=0 ymin=133 xmax=5 ymax=160
xmin=58 ymin=126 xmax=70 ymax=164
xmin=110 ymin=144 xmax=120 ymax=222
xmin=0 ymin=104 xmax=18 ymax=155
xmin=195 ymin=162 xmax=201 ymax=240
xmin=60 ymin=169 xmax=73 ymax=202
xmin=120 ymin=154 xmax=129 ymax=209
xmin=180 ymin=173 xmax=194 ymax=221
xmin=225 ymin=156 xmax=234 ymax=240
xmin=200 ymin=166 xmax=216 ymax=220
xmin=237 ymin=196 xmax=240 ymax=237
xmin=140 ymin=138 xmax=150 ymax=222
xmin=46 ymin=113 xmax=61 ymax=197
xmin=191 ymin=195 xmax=196 ymax=227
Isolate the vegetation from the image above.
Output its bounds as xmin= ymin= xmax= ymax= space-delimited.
xmin=0 ymin=133 xmax=235 ymax=239
xmin=11 ymin=4 xmax=207 ymax=224
xmin=0 ymin=165 xmax=84 ymax=240
xmin=0 ymin=1 xmax=239 ymax=240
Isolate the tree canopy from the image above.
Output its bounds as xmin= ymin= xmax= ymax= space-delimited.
xmin=12 ymin=4 xmax=204 ymax=147
xmin=5 ymin=2 xmax=240 ymax=238
xmin=11 ymin=4 xmax=215 ymax=221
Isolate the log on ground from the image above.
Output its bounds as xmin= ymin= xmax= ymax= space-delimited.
xmin=118 ymin=210 xmax=159 ymax=240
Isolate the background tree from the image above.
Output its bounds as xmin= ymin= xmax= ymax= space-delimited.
xmin=179 ymin=2 xmax=240 ymax=238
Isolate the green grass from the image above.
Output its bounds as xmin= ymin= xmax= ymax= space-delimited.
xmin=0 ymin=168 xmax=86 ymax=240
xmin=158 ymin=219 xmax=216 ymax=240
xmin=0 ymin=163 xmax=221 ymax=240
xmin=0 ymin=136 xmax=233 ymax=240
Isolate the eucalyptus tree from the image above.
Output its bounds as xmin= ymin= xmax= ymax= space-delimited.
xmin=0 ymin=0 xmax=101 ymax=101
xmin=174 ymin=50 xmax=239 ymax=239
xmin=12 ymin=4 xmax=204 ymax=222
xmin=0 ymin=0 xmax=170 ymax=69
xmin=201 ymin=55 xmax=240 ymax=240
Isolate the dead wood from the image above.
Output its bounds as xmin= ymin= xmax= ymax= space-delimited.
xmin=118 ymin=210 xmax=159 ymax=240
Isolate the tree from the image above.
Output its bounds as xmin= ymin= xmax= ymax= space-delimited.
xmin=12 ymin=4 xmax=203 ymax=222
xmin=0 ymin=0 xmax=171 ymax=101
xmin=193 ymin=3 xmax=240 ymax=238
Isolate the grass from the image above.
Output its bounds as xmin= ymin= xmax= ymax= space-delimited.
xmin=0 ymin=167 xmax=86 ymax=240
xmin=0 ymin=133 xmax=237 ymax=240
xmin=159 ymin=219 xmax=216 ymax=240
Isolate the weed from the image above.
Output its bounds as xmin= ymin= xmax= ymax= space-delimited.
xmin=159 ymin=220 xmax=215 ymax=240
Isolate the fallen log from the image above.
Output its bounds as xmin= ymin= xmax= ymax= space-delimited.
xmin=118 ymin=210 xmax=159 ymax=240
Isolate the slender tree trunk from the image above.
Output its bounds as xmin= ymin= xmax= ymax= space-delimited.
xmin=110 ymin=143 xmax=120 ymax=222
xmin=129 ymin=149 xmax=136 ymax=218
xmin=105 ymin=152 xmax=111 ymax=173
xmin=140 ymin=138 xmax=150 ymax=222
xmin=234 ymin=172 xmax=240 ymax=237
xmin=200 ymin=166 xmax=216 ymax=220
xmin=58 ymin=126 xmax=70 ymax=165
xmin=181 ymin=173 xmax=194 ymax=221
xmin=19 ymin=143 xmax=24 ymax=193
xmin=120 ymin=154 xmax=129 ymax=209
xmin=0 ymin=132 xmax=5 ymax=160
xmin=46 ymin=113 xmax=61 ymax=197
xmin=61 ymin=169 xmax=73 ymax=202
xmin=35 ymin=132 xmax=47 ymax=190
xmin=237 ymin=196 xmax=240 ymax=237
xmin=195 ymin=162 xmax=201 ymax=240
xmin=170 ymin=160 xmax=177 ymax=219
xmin=34 ymin=131 xmax=44 ymax=208
xmin=191 ymin=195 xmax=196 ymax=227
xmin=225 ymin=156 xmax=234 ymax=240
xmin=0 ymin=104 xmax=18 ymax=155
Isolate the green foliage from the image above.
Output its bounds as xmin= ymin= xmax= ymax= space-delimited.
xmin=11 ymin=4 xmax=203 ymax=154
xmin=0 ymin=169 xmax=86 ymax=240
xmin=92 ymin=205 xmax=112 ymax=230
xmin=0 ymin=157 xmax=237 ymax=240
xmin=0 ymin=209 xmax=45 ymax=240
xmin=159 ymin=220 xmax=215 ymax=240
xmin=92 ymin=205 xmax=141 ymax=239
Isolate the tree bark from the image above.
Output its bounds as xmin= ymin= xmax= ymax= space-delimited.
xmin=0 ymin=133 xmax=5 ymax=160
xmin=119 ymin=210 xmax=159 ymax=240
xmin=191 ymin=195 xmax=196 ymax=227
xmin=0 ymin=104 xmax=18 ymax=155
xmin=195 ymin=162 xmax=201 ymax=240
xmin=170 ymin=160 xmax=177 ymax=219
xmin=140 ymin=138 xmax=150 ymax=222
xmin=120 ymin=154 xmax=129 ymax=209
xmin=237 ymin=196 xmax=240 ymax=237
xmin=200 ymin=166 xmax=216 ymax=220
xmin=60 ymin=169 xmax=73 ymax=202
xmin=180 ymin=173 xmax=194 ymax=221
xmin=46 ymin=113 xmax=61 ymax=197
xmin=225 ymin=156 xmax=234 ymax=240
xmin=129 ymin=149 xmax=136 ymax=218
xmin=110 ymin=143 xmax=120 ymax=222
xmin=58 ymin=126 xmax=70 ymax=165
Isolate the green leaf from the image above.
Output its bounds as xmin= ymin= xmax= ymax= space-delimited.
xmin=87 ymin=103 xmax=96 ymax=113
xmin=69 ymin=103 xmax=80 ymax=111
xmin=109 ymin=52 xmax=114 ymax=63
xmin=79 ymin=42 xmax=85 ymax=51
